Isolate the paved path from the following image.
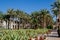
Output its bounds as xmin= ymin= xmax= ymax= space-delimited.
xmin=46 ymin=30 xmax=60 ymax=40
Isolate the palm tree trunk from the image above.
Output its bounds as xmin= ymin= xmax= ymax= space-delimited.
xmin=43 ymin=15 xmax=45 ymax=28
xmin=6 ymin=20 xmax=7 ymax=29
xmin=18 ymin=22 xmax=19 ymax=29
xmin=43 ymin=15 xmax=46 ymax=28
xmin=8 ymin=20 xmax=9 ymax=29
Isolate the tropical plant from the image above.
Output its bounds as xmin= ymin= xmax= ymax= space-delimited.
xmin=51 ymin=0 xmax=60 ymax=19
xmin=51 ymin=0 xmax=60 ymax=37
xmin=0 ymin=29 xmax=48 ymax=40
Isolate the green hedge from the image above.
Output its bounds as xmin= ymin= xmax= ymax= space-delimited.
xmin=0 ymin=29 xmax=48 ymax=40
xmin=47 ymin=25 xmax=53 ymax=29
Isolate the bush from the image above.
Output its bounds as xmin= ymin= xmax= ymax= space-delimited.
xmin=47 ymin=25 xmax=53 ymax=29
xmin=37 ymin=26 xmax=43 ymax=29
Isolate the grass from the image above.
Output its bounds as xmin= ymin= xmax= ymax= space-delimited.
xmin=0 ymin=29 xmax=48 ymax=40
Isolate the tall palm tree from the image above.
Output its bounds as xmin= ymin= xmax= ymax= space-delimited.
xmin=31 ymin=9 xmax=51 ymax=28
xmin=15 ymin=9 xmax=26 ymax=29
xmin=40 ymin=9 xmax=49 ymax=28
xmin=31 ymin=11 xmax=39 ymax=29
xmin=7 ymin=9 xmax=16 ymax=29
xmin=0 ymin=11 xmax=4 ymax=28
xmin=0 ymin=11 xmax=4 ymax=20
xmin=3 ymin=14 xmax=10 ymax=29
xmin=51 ymin=0 xmax=60 ymax=19
xmin=46 ymin=14 xmax=54 ymax=27
xmin=51 ymin=0 xmax=60 ymax=29
xmin=16 ymin=9 xmax=31 ymax=28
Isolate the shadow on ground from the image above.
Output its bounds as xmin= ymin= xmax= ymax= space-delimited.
xmin=47 ymin=36 xmax=59 ymax=38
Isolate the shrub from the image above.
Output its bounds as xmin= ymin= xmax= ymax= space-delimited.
xmin=47 ymin=25 xmax=53 ymax=29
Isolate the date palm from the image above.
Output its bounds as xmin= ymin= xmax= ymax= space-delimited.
xmin=0 ymin=11 xmax=4 ymax=20
xmin=51 ymin=0 xmax=60 ymax=36
xmin=40 ymin=9 xmax=49 ymax=28
xmin=46 ymin=14 xmax=54 ymax=27
xmin=31 ymin=9 xmax=52 ymax=28
xmin=51 ymin=0 xmax=60 ymax=19
xmin=16 ymin=9 xmax=31 ymax=28
xmin=31 ymin=11 xmax=40 ymax=29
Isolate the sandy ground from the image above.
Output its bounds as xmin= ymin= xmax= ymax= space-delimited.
xmin=45 ymin=30 xmax=60 ymax=40
xmin=46 ymin=37 xmax=60 ymax=40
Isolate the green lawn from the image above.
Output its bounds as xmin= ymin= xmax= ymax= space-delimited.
xmin=0 ymin=29 xmax=48 ymax=40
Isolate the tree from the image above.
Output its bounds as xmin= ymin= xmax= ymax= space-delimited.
xmin=0 ymin=11 xmax=4 ymax=20
xmin=40 ymin=9 xmax=50 ymax=28
xmin=31 ymin=11 xmax=40 ymax=29
xmin=51 ymin=0 xmax=60 ymax=19
xmin=46 ymin=14 xmax=54 ymax=28
xmin=16 ymin=9 xmax=31 ymax=28
xmin=0 ymin=8 xmax=53 ymax=29
xmin=30 ymin=9 xmax=53 ymax=29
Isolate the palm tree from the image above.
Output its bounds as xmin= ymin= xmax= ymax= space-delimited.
xmin=6 ymin=9 xmax=16 ymax=29
xmin=31 ymin=9 xmax=51 ymax=29
xmin=15 ymin=9 xmax=25 ymax=29
xmin=51 ymin=0 xmax=60 ymax=19
xmin=31 ymin=11 xmax=40 ymax=29
xmin=0 ymin=11 xmax=4 ymax=20
xmin=0 ymin=11 xmax=4 ymax=28
xmin=46 ymin=14 xmax=54 ymax=27
xmin=40 ymin=9 xmax=49 ymax=28
xmin=51 ymin=0 xmax=60 ymax=30
xmin=15 ymin=9 xmax=31 ymax=28
xmin=3 ymin=14 xmax=10 ymax=29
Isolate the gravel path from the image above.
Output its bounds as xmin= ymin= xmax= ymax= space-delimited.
xmin=46 ymin=30 xmax=60 ymax=40
xmin=46 ymin=37 xmax=60 ymax=40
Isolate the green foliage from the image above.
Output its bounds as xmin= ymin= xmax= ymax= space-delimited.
xmin=39 ymin=26 xmax=43 ymax=29
xmin=51 ymin=0 xmax=60 ymax=18
xmin=0 ymin=29 xmax=48 ymax=40
xmin=47 ymin=25 xmax=53 ymax=29
xmin=0 ymin=11 xmax=4 ymax=19
xmin=0 ymin=9 xmax=54 ymax=29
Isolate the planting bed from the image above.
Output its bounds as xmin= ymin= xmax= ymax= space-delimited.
xmin=0 ymin=29 xmax=48 ymax=40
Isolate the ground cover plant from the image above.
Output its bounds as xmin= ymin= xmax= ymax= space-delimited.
xmin=0 ymin=29 xmax=48 ymax=40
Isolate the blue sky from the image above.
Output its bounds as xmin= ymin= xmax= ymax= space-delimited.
xmin=0 ymin=0 xmax=55 ymax=14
